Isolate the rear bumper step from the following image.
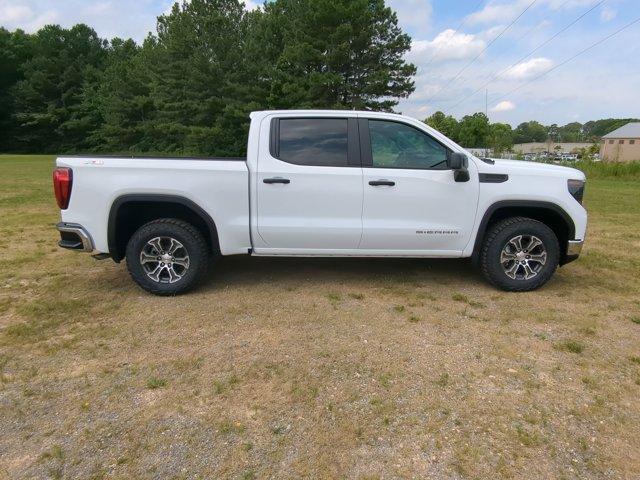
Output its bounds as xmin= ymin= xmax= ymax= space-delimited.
xmin=564 ymin=239 xmax=584 ymax=264
xmin=56 ymin=222 xmax=94 ymax=252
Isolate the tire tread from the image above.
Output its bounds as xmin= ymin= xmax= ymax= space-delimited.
xmin=480 ymin=216 xmax=559 ymax=292
xmin=126 ymin=218 xmax=210 ymax=296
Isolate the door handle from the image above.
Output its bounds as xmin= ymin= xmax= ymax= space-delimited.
xmin=369 ymin=180 xmax=395 ymax=187
xmin=263 ymin=177 xmax=290 ymax=184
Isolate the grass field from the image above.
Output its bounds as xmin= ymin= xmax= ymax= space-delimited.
xmin=1 ymin=154 xmax=639 ymax=479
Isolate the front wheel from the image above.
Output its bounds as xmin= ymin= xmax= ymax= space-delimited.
xmin=125 ymin=218 xmax=210 ymax=295
xmin=480 ymin=217 xmax=560 ymax=292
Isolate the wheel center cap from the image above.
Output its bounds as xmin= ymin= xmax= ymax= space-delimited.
xmin=161 ymin=253 xmax=172 ymax=263
xmin=516 ymin=251 xmax=526 ymax=261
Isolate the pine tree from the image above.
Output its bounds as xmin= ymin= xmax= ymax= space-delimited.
xmin=11 ymin=24 xmax=107 ymax=152
xmin=251 ymin=0 xmax=416 ymax=111
xmin=0 ymin=28 xmax=33 ymax=151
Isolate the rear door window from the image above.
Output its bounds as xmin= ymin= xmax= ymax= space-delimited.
xmin=276 ymin=118 xmax=349 ymax=167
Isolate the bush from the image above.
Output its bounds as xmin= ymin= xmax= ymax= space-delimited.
xmin=560 ymin=160 xmax=640 ymax=180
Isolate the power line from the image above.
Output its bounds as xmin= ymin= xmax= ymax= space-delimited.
xmin=444 ymin=0 xmax=606 ymax=114
xmin=418 ymin=0 xmax=486 ymax=72
xmin=424 ymin=0 xmax=539 ymax=105
xmin=439 ymin=0 xmax=584 ymax=112
xmin=489 ymin=15 xmax=640 ymax=106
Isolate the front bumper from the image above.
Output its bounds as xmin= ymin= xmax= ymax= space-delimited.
xmin=564 ymin=239 xmax=584 ymax=264
xmin=56 ymin=222 xmax=94 ymax=252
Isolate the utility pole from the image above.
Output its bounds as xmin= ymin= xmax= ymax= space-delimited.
xmin=485 ymin=89 xmax=489 ymax=158
xmin=485 ymin=88 xmax=488 ymax=118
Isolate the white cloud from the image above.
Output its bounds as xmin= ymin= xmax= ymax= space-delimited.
xmin=491 ymin=100 xmax=516 ymax=112
xmin=0 ymin=3 xmax=32 ymax=22
xmin=465 ymin=0 xmax=600 ymax=25
xmin=600 ymin=6 xmax=617 ymax=22
xmin=503 ymin=57 xmax=553 ymax=80
xmin=465 ymin=1 xmax=525 ymax=26
xmin=1 ymin=0 xmax=260 ymax=42
xmin=411 ymin=29 xmax=485 ymax=63
xmin=387 ymin=0 xmax=432 ymax=30
xmin=0 ymin=1 xmax=58 ymax=32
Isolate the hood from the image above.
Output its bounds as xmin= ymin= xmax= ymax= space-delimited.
xmin=480 ymin=158 xmax=586 ymax=180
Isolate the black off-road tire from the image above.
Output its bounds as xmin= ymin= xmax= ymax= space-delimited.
xmin=126 ymin=218 xmax=210 ymax=296
xmin=480 ymin=216 xmax=560 ymax=292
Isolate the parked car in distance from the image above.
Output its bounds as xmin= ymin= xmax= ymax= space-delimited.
xmin=560 ymin=153 xmax=578 ymax=162
xmin=54 ymin=110 xmax=587 ymax=295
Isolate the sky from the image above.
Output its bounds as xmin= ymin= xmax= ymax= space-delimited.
xmin=1 ymin=0 xmax=639 ymax=126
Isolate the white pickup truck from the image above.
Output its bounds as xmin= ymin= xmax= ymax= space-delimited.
xmin=53 ymin=110 xmax=587 ymax=295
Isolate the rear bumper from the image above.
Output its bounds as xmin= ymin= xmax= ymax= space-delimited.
xmin=56 ymin=222 xmax=94 ymax=252
xmin=564 ymin=239 xmax=584 ymax=264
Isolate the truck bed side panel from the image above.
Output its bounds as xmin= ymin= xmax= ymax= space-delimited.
xmin=56 ymin=157 xmax=250 ymax=256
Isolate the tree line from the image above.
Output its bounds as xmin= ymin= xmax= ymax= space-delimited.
xmin=1 ymin=0 xmax=636 ymax=157
xmin=0 ymin=0 xmax=415 ymax=156
xmin=425 ymin=111 xmax=639 ymax=154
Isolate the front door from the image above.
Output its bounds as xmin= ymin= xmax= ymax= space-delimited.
xmin=255 ymin=116 xmax=363 ymax=252
xmin=359 ymin=118 xmax=479 ymax=255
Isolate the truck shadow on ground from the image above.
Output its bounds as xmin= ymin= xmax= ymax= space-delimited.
xmin=202 ymin=256 xmax=483 ymax=290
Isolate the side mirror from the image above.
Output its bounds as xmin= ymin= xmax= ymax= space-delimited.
xmin=448 ymin=152 xmax=470 ymax=182
xmin=447 ymin=152 xmax=468 ymax=170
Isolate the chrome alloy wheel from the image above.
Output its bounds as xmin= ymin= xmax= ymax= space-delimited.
xmin=140 ymin=236 xmax=190 ymax=284
xmin=500 ymin=234 xmax=547 ymax=280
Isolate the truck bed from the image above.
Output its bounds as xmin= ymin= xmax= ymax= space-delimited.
xmin=56 ymin=155 xmax=251 ymax=256
xmin=60 ymin=154 xmax=246 ymax=161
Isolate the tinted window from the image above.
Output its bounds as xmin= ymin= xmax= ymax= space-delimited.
xmin=369 ymin=120 xmax=449 ymax=170
xmin=278 ymin=118 xmax=348 ymax=167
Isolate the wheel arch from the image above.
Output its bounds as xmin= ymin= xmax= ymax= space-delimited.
xmin=108 ymin=194 xmax=220 ymax=262
xmin=471 ymin=201 xmax=576 ymax=266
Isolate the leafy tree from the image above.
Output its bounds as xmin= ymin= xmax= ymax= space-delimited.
xmin=458 ymin=112 xmax=490 ymax=148
xmin=88 ymin=38 xmax=154 ymax=151
xmin=488 ymin=122 xmax=513 ymax=155
xmin=424 ymin=111 xmax=459 ymax=142
xmin=251 ymin=0 xmax=416 ymax=111
xmin=0 ymin=28 xmax=33 ymax=151
xmin=11 ymin=24 xmax=107 ymax=152
xmin=558 ymin=121 xmax=583 ymax=142
xmin=513 ymin=121 xmax=547 ymax=143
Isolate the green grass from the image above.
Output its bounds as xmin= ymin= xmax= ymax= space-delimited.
xmin=146 ymin=377 xmax=167 ymax=389
xmin=1 ymin=154 xmax=640 ymax=479
xmin=560 ymin=340 xmax=585 ymax=354
xmin=566 ymin=160 xmax=640 ymax=180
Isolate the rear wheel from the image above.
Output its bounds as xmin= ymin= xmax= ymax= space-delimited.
xmin=480 ymin=217 xmax=559 ymax=292
xmin=126 ymin=218 xmax=210 ymax=295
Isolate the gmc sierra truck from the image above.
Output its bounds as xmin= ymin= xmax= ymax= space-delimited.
xmin=53 ymin=110 xmax=587 ymax=295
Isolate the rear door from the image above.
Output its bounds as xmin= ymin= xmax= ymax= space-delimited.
xmin=254 ymin=116 xmax=363 ymax=252
xmin=359 ymin=117 xmax=479 ymax=254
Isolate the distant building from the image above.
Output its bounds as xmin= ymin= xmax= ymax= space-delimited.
xmin=600 ymin=123 xmax=640 ymax=162
xmin=513 ymin=142 xmax=591 ymax=155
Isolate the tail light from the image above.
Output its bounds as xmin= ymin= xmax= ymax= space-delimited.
xmin=53 ymin=167 xmax=73 ymax=209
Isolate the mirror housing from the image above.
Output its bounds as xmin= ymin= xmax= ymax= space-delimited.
xmin=448 ymin=152 xmax=469 ymax=182
xmin=448 ymin=152 xmax=468 ymax=170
